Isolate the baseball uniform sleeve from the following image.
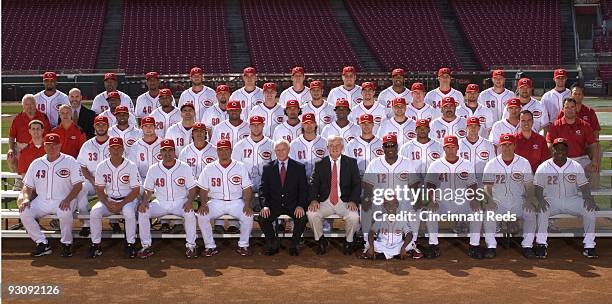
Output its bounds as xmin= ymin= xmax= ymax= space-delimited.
xmin=76 ymin=143 xmax=88 ymax=166
xmin=533 ymin=163 xmax=547 ymax=188
xmin=183 ymin=166 xmax=196 ymax=190
xmin=240 ymin=163 xmax=253 ymax=189
xmin=129 ymin=163 xmax=141 ymax=188
xmin=94 ymin=163 xmax=105 ymax=187
xmin=197 ymin=166 xmax=210 ymax=191
xmin=482 ymin=160 xmax=495 ymax=185
xmin=69 ymin=158 xmax=84 ymax=185
xmin=23 ymin=161 xmax=36 ymax=189
xmin=575 ymin=163 xmax=589 ymax=187
xmin=143 ymin=167 xmax=155 ymax=192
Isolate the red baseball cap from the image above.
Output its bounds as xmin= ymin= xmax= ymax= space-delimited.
xmin=411 ymin=82 xmax=424 ymax=91
xmin=227 ymin=100 xmax=242 ymax=111
xmin=42 ymin=71 xmax=57 ymax=80
xmin=141 ymin=116 xmax=155 ymax=126
xmin=443 ymin=135 xmax=459 ymax=147
xmin=382 ymin=133 xmax=397 ymax=144
xmin=361 ymin=82 xmax=376 ymax=91
xmin=302 ymin=113 xmax=316 ymax=124
xmin=358 ymin=113 xmax=374 ymax=124
xmin=106 ymin=91 xmax=120 ymax=100
xmin=467 ymin=116 xmax=481 ymax=126
xmin=263 ymin=82 xmax=277 ymax=91
xmin=517 ymin=78 xmax=532 ymax=89
xmin=193 ymin=122 xmax=206 ymax=130
xmin=335 ymin=98 xmax=350 ymax=108
xmin=465 ymin=84 xmax=479 ymax=93
xmin=342 ymin=66 xmax=356 ymax=75
xmin=94 ymin=116 xmax=109 ymax=126
xmin=249 ymin=115 xmax=265 ymax=125
xmin=216 ymin=84 xmax=230 ymax=94
xmin=146 ymin=71 xmax=159 ymax=79
xmin=104 ymin=73 xmax=117 ymax=81
xmin=392 ymin=97 xmax=407 ymax=107
xmin=108 ymin=137 xmax=123 ymax=148
xmin=160 ymin=139 xmax=176 ymax=149
xmin=114 ymin=105 xmax=129 ymax=115
xmin=506 ymin=98 xmax=521 ymax=108
xmin=217 ymin=139 xmax=232 ymax=149
xmin=552 ymin=137 xmax=569 ymax=147
xmin=243 ymin=67 xmax=256 ymax=75
xmin=291 ymin=66 xmax=305 ymax=75
xmin=438 ymin=67 xmax=451 ymax=76
xmin=553 ymin=69 xmax=567 ymax=79
xmin=159 ymin=88 xmax=172 ymax=97
xmin=441 ymin=96 xmax=456 ymax=108
xmin=181 ymin=102 xmax=195 ymax=111
xmin=286 ymin=99 xmax=300 ymax=108
xmin=44 ymin=133 xmax=61 ymax=144
xmin=309 ymin=80 xmax=323 ymax=89
xmin=392 ymin=68 xmax=405 ymax=77
xmin=499 ymin=133 xmax=516 ymax=145
xmin=491 ymin=70 xmax=505 ymax=78
xmin=416 ymin=119 xmax=430 ymax=128
xmin=190 ymin=67 xmax=203 ymax=76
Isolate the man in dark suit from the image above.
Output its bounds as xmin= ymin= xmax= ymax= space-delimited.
xmin=307 ymin=135 xmax=361 ymax=255
xmin=259 ymin=139 xmax=309 ymax=256
xmin=65 ymin=88 xmax=96 ymax=139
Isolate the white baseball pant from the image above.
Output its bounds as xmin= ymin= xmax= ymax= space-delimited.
xmin=425 ymin=200 xmax=482 ymax=246
xmin=19 ymin=197 xmax=74 ymax=245
xmin=76 ymin=180 xmax=96 ymax=227
xmin=536 ymin=196 xmax=596 ymax=248
xmin=139 ymin=200 xmax=197 ymax=248
xmin=196 ymin=199 xmax=253 ymax=249
xmin=89 ymin=199 xmax=138 ymax=244
xmin=486 ymin=198 xmax=537 ymax=248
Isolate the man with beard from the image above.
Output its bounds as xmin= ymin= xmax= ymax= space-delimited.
xmin=91 ymin=73 xmax=134 ymax=114
xmin=34 ymin=72 xmax=69 ymax=128
xmin=178 ymin=67 xmax=217 ymax=122
xmin=377 ymin=68 xmax=413 ymax=118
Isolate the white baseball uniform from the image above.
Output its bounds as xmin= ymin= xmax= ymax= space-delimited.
xmin=534 ymin=158 xmax=595 ymax=248
xmin=369 ymin=214 xmax=417 ymax=259
xmin=127 ymin=137 xmax=162 ymax=180
xmin=488 ymin=120 xmax=519 ymax=146
xmin=540 ymin=88 xmax=571 ymax=124
xmin=108 ymin=125 xmax=143 ymax=152
xmin=229 ymin=87 xmax=264 ymax=119
xmin=20 ymin=154 xmax=83 ymax=245
xmin=76 ymin=137 xmax=110 ymax=227
xmin=196 ymin=160 xmax=254 ymax=249
xmin=424 ymin=88 xmax=464 ymax=115
xmin=429 ymin=116 xmax=467 ymax=143
xmin=455 ymin=104 xmax=495 ymax=138
xmin=92 ymin=90 xmax=134 ymax=114
xmin=289 ymin=135 xmax=328 ymax=178
xmin=349 ymin=102 xmax=386 ymax=134
xmin=327 ymin=85 xmax=363 ymax=108
xmin=344 ymin=136 xmax=384 ymax=176
xmin=477 ymin=87 xmax=515 ymax=121
xmin=502 ymin=98 xmax=549 ymax=133
xmin=272 ymin=121 xmax=302 ymax=143
xmin=321 ymin=121 xmax=360 ymax=144
xmin=150 ymin=106 xmax=182 ymax=138
xmin=178 ymin=142 xmax=217 ymax=179
xmin=279 ymin=86 xmax=312 ymax=107
xmin=201 ymin=103 xmax=228 ymax=131
xmin=135 ymin=91 xmax=176 ymax=119
xmin=301 ymin=101 xmax=335 ymax=134
xmin=178 ymin=86 xmax=217 ymax=121
xmin=139 ymin=161 xmax=198 ymax=248
xmin=166 ymin=122 xmax=194 ymax=156
xmin=399 ymin=139 xmax=444 ymax=175
xmin=232 ymin=136 xmax=275 ymax=190
xmin=376 ymin=117 xmax=417 ymax=147
xmin=250 ymin=103 xmax=285 ymax=138
xmin=405 ymin=103 xmax=439 ymax=122
xmin=211 ymin=119 xmax=250 ymax=146
xmin=90 ymin=158 xmax=140 ymax=244
xmin=377 ymin=86 xmax=412 ymax=118
xmin=458 ymin=137 xmax=496 ymax=184
xmin=99 ymin=108 xmax=137 ymax=127
xmin=34 ymin=90 xmax=69 ymax=128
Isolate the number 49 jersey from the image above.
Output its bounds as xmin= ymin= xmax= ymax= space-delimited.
xmin=344 ymin=136 xmax=384 ymax=176
xmin=197 ymin=160 xmax=253 ymax=201
xmin=482 ymin=154 xmax=533 ymax=201
xmin=144 ymin=161 xmax=196 ymax=201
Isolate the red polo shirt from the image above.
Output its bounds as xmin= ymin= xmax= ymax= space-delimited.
xmin=546 ymin=117 xmax=596 ymax=158
xmin=514 ymin=131 xmax=550 ymax=173
xmin=51 ymin=123 xmax=86 ymax=158
xmin=17 ymin=141 xmax=45 ymax=175
xmin=557 ymin=104 xmax=600 ymax=132
xmin=9 ymin=111 xmax=51 ymax=144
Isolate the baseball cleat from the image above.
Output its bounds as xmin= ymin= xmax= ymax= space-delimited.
xmin=87 ymin=243 xmax=102 ymax=259
xmin=137 ymin=246 xmax=154 ymax=259
xmin=236 ymin=246 xmax=251 ymax=256
xmin=522 ymin=247 xmax=536 ymax=259
xmin=202 ymin=248 xmax=219 ymax=257
xmin=60 ymin=243 xmax=73 ymax=257
xmin=186 ymin=246 xmax=198 ymax=259
xmin=468 ymin=245 xmax=483 ymax=259
xmin=534 ymin=244 xmax=547 ymax=259
xmin=408 ymin=248 xmax=424 ymax=259
xmin=31 ymin=242 xmax=52 ymax=257
xmin=583 ymin=248 xmax=598 ymax=259
xmin=425 ymin=245 xmax=440 ymax=259
xmin=484 ymin=248 xmax=496 ymax=259
xmin=126 ymin=243 xmax=138 ymax=259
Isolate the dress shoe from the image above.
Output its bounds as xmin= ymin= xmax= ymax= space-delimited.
xmin=316 ymin=236 xmax=329 ymax=255
xmin=343 ymin=241 xmax=354 ymax=255
xmin=288 ymin=247 xmax=299 ymax=256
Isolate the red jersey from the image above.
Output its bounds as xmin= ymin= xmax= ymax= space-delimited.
xmin=546 ymin=117 xmax=596 ymax=158
xmin=557 ymin=104 xmax=600 ymax=131
xmin=514 ymin=131 xmax=551 ymax=173
xmin=51 ymin=123 xmax=86 ymax=158
xmin=9 ymin=111 xmax=51 ymax=143
xmin=17 ymin=142 xmax=45 ymax=175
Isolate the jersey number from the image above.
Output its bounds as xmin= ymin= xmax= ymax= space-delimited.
xmin=103 ymin=174 xmax=111 ymax=183
xmin=411 ymin=151 xmax=420 ymax=160
xmin=460 ymin=152 xmax=469 ymax=160
xmin=436 ymin=130 xmax=446 ymax=139
xmin=140 ymin=153 xmax=146 ymax=162
xmin=377 ymin=174 xmax=387 ymax=183
xmin=175 ymin=138 xmax=184 ymax=146
xmin=88 ymin=153 xmax=98 ymax=161
xmin=212 ymin=118 xmax=220 ymax=126
xmin=211 ymin=177 xmax=222 ymax=187
xmin=187 ymin=158 xmax=196 ymax=167
xmin=547 ymin=176 xmax=558 ymax=185
xmin=495 ymin=174 xmax=506 ymax=184
xmin=220 ymin=133 xmax=230 ymax=140
xmin=353 ymin=148 xmax=363 ymax=157
xmin=243 ymin=149 xmax=253 ymax=158
xmin=485 ymin=100 xmax=495 ymax=109
xmin=35 ymin=170 xmax=46 ymax=179
xmin=155 ymin=178 xmax=165 ymax=187
xmin=155 ymin=122 xmax=164 ymax=130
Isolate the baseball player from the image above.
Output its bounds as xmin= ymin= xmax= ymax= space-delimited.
xmin=150 ymin=88 xmax=181 ymax=138
xmin=429 ymin=96 xmax=467 ymax=143
xmin=399 ymin=119 xmax=444 ymax=176
xmin=232 ymin=115 xmax=276 ymax=201
xmin=301 ymin=80 xmax=335 ymax=133
xmin=211 ymin=100 xmax=249 ymax=146
xmin=166 ymin=102 xmax=197 ymax=156
xmin=424 ymin=67 xmax=464 ymax=114
xmin=34 ymin=72 xmax=69 ymax=128
xmin=250 ymin=82 xmax=285 ymax=137
xmin=202 ymin=84 xmax=231 ymax=138
xmin=344 ymin=114 xmax=384 ymax=176
xmin=91 ymin=73 xmax=134 ymax=114
xmin=137 ymin=139 xmax=199 ymax=258
xmin=406 ymin=82 xmax=438 ymax=122
xmin=229 ymin=67 xmax=263 ymax=119
xmin=327 ymin=66 xmax=363 ymax=108
xmin=458 ymin=117 xmax=496 ymax=184
xmin=424 ymin=135 xmax=481 ymax=259
xmin=99 ymin=92 xmax=137 ymax=127
xmin=76 ymin=116 xmax=111 ymax=237
xmin=178 ymin=67 xmax=217 ymax=122
xmin=541 ymin=69 xmax=571 ymax=124
xmin=289 ymin=112 xmax=328 ymax=178
xmin=489 ymin=98 xmax=521 ymax=147
xmin=179 ymin=122 xmax=217 ymax=179
xmin=321 ymin=98 xmax=360 ymax=144
xmin=456 ymin=84 xmax=494 ymax=138
xmin=279 ymin=66 xmax=312 ymax=106
xmin=376 ymin=97 xmax=417 ymax=146
xmin=88 ymin=137 xmax=140 ymax=258
xmin=108 ymin=105 xmax=143 ymax=151
xmin=534 ymin=138 xmax=598 ymax=259
xmin=18 ymin=133 xmax=83 ymax=257
xmin=349 ymin=82 xmax=386 ymax=134
xmin=135 ymin=72 xmax=176 ymax=122
xmin=128 ymin=116 xmax=162 ymax=180
xmin=273 ymin=99 xmax=302 ymax=142
xmin=196 ymin=139 xmax=255 ymax=257
xmin=377 ymin=68 xmax=413 ymax=119
xmin=503 ymin=78 xmax=549 ymax=133
xmin=482 ymin=134 xmax=538 ymax=259
xmin=478 ymin=69 xmax=515 ymax=121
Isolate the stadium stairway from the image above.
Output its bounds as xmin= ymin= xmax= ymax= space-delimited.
xmin=329 ymin=0 xmax=382 ymax=72
xmin=95 ymin=0 xmax=123 ymax=70
xmin=226 ymin=0 xmax=252 ymax=72
xmin=560 ymin=0 xmax=577 ymax=67
xmin=435 ymin=0 xmax=480 ymax=71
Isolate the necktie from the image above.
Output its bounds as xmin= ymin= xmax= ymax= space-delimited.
xmin=73 ymin=109 xmax=79 ymax=122
xmin=330 ymin=159 xmax=339 ymax=205
xmin=280 ymin=161 xmax=286 ymax=186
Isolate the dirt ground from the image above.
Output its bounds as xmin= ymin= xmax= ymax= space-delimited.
xmin=2 ymin=237 xmax=612 ymax=304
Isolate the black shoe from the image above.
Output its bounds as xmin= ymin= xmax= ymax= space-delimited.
xmin=264 ymin=247 xmax=279 ymax=256
xmin=583 ymin=248 xmax=598 ymax=259
xmin=31 ymin=242 xmax=52 ymax=257
xmin=425 ymin=245 xmax=440 ymax=259
xmin=213 ymin=225 xmax=225 ymax=234
xmin=49 ymin=219 xmax=60 ymax=230
xmin=534 ymin=244 xmax=547 ymax=259
xmin=522 ymin=247 xmax=536 ymax=259
xmin=79 ymin=227 xmax=91 ymax=237
xmin=483 ymin=248 xmax=496 ymax=259
xmin=111 ymin=223 xmax=122 ymax=234
xmin=171 ymin=224 xmax=185 ymax=234
xmin=316 ymin=236 xmax=329 ymax=255
xmin=288 ymin=247 xmax=299 ymax=256
xmin=226 ymin=226 xmax=240 ymax=234
xmin=126 ymin=243 xmax=137 ymax=259
xmin=60 ymin=243 xmax=73 ymax=257
xmin=87 ymin=243 xmax=102 ymax=259
xmin=468 ymin=245 xmax=483 ymax=259
xmin=343 ymin=241 xmax=354 ymax=256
